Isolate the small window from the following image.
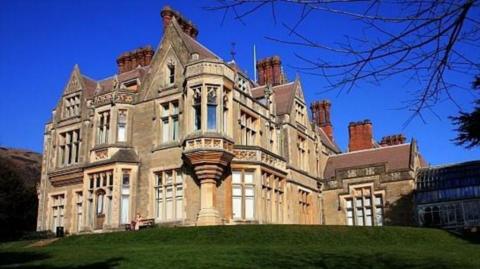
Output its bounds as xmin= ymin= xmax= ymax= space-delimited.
xmin=168 ymin=63 xmax=175 ymax=84
xmin=191 ymin=53 xmax=199 ymax=60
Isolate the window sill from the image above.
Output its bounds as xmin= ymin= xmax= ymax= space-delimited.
xmin=152 ymin=141 xmax=181 ymax=152
xmin=158 ymin=84 xmax=178 ymax=93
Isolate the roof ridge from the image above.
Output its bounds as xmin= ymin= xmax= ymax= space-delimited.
xmin=332 ymin=143 xmax=411 ymax=157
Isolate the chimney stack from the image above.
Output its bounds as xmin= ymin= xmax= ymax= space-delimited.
xmin=116 ymin=46 xmax=154 ymax=74
xmin=311 ymin=100 xmax=334 ymax=142
xmin=256 ymin=56 xmax=285 ymax=86
xmin=161 ymin=6 xmax=199 ymax=39
xmin=380 ymin=134 xmax=406 ymax=147
xmin=348 ymin=120 xmax=374 ymax=152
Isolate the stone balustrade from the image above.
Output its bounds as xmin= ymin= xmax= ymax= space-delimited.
xmin=233 ymin=147 xmax=287 ymax=171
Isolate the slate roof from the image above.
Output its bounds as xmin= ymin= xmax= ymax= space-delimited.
xmin=251 ymin=81 xmax=297 ymax=116
xmin=323 ymin=143 xmax=412 ymax=179
xmin=180 ymin=30 xmax=219 ymax=60
xmin=316 ymin=125 xmax=341 ymax=153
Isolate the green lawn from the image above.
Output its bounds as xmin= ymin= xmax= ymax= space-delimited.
xmin=1 ymin=225 xmax=479 ymax=269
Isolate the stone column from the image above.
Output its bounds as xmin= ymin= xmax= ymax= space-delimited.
xmin=184 ymin=147 xmax=234 ymax=226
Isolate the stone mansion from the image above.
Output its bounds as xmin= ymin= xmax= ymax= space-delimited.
xmin=36 ymin=6 xmax=428 ymax=233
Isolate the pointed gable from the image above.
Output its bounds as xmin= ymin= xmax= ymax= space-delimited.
xmin=63 ymin=65 xmax=85 ymax=95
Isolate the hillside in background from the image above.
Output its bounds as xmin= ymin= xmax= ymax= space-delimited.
xmin=0 ymin=147 xmax=42 ymax=241
xmin=0 ymin=147 xmax=42 ymax=187
xmin=1 ymin=225 xmax=479 ymax=268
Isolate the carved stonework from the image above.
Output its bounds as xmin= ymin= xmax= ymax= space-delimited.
xmin=185 ymin=61 xmax=235 ymax=81
xmin=184 ymin=137 xmax=234 ymax=152
xmin=94 ymin=92 xmax=134 ymax=106
xmin=67 ymin=76 xmax=81 ymax=93
xmin=49 ymin=170 xmax=83 ymax=187
xmin=233 ymin=148 xmax=287 ymax=171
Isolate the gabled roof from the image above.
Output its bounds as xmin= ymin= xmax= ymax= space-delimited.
xmin=81 ymin=75 xmax=98 ymax=98
xmin=174 ymin=18 xmax=219 ymax=60
xmin=251 ymin=80 xmax=298 ymax=116
xmin=316 ymin=125 xmax=341 ymax=153
xmin=323 ymin=143 xmax=412 ymax=179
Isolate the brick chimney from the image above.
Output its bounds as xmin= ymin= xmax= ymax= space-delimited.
xmin=348 ymin=120 xmax=374 ymax=152
xmin=380 ymin=134 xmax=406 ymax=147
xmin=161 ymin=6 xmax=199 ymax=39
xmin=116 ymin=46 xmax=154 ymax=74
xmin=311 ymin=100 xmax=334 ymax=142
xmin=256 ymin=56 xmax=284 ymax=86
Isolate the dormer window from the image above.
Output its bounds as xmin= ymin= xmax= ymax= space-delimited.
xmin=191 ymin=53 xmax=199 ymax=61
xmin=121 ymin=80 xmax=138 ymax=91
xmin=167 ymin=62 xmax=175 ymax=85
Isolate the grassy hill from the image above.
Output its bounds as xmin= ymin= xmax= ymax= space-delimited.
xmin=1 ymin=225 xmax=479 ymax=269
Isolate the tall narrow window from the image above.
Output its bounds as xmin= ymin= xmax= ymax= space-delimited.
xmin=375 ymin=195 xmax=384 ymax=226
xmin=232 ymin=170 xmax=255 ymax=220
xmin=298 ymin=189 xmax=311 ymax=224
xmin=160 ymin=101 xmax=180 ymax=143
xmin=172 ymin=103 xmax=179 ymax=141
xmin=168 ymin=63 xmax=175 ymax=84
xmin=298 ymin=135 xmax=307 ymax=170
xmin=223 ymin=90 xmax=229 ymax=134
xmin=207 ymin=86 xmax=217 ymax=130
xmin=51 ymin=194 xmax=65 ymax=232
xmin=76 ymin=192 xmax=83 ymax=232
xmin=161 ymin=103 xmax=170 ymax=143
xmin=240 ymin=111 xmax=257 ymax=145
xmin=58 ymin=129 xmax=81 ymax=166
xmin=120 ymin=171 xmax=130 ymax=224
xmin=155 ymin=169 xmax=183 ymax=221
xmin=346 ymin=198 xmax=354 ymax=226
xmin=97 ymin=111 xmax=110 ymax=144
xmin=117 ymin=110 xmax=127 ymax=142
xmin=261 ymin=172 xmax=284 ymax=224
xmin=193 ymin=88 xmax=202 ymax=130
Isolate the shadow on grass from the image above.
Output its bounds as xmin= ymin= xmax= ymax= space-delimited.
xmin=228 ymin=247 xmax=466 ymax=269
xmin=451 ymin=230 xmax=480 ymax=244
xmin=0 ymin=251 xmax=123 ymax=269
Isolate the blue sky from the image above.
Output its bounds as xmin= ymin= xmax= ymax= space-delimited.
xmin=1 ymin=0 xmax=478 ymax=165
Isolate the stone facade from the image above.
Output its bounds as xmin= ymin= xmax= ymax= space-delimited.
xmin=37 ymin=6 xmax=426 ymax=234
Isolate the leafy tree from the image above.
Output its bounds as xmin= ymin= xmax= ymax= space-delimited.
xmin=0 ymin=156 xmax=38 ymax=241
xmin=451 ymin=76 xmax=480 ymax=148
